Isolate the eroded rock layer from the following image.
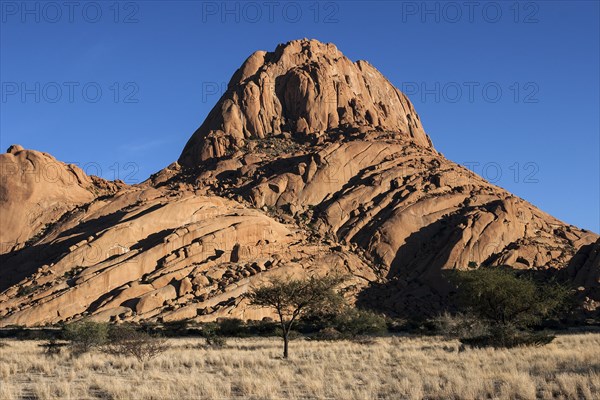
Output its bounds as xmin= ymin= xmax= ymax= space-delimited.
xmin=0 ymin=179 xmax=374 ymax=326
xmin=186 ymin=130 xmax=598 ymax=315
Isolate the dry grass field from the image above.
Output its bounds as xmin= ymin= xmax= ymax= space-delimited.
xmin=1 ymin=334 xmax=599 ymax=400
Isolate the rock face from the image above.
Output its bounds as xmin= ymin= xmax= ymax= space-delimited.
xmin=0 ymin=146 xmax=122 ymax=254
xmin=566 ymin=238 xmax=600 ymax=314
xmin=0 ymin=39 xmax=598 ymax=326
xmin=179 ymin=39 xmax=432 ymax=165
xmin=0 ymin=180 xmax=374 ymax=326
xmin=189 ymin=128 xmax=598 ymax=315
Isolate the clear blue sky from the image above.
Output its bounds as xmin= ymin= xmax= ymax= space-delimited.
xmin=1 ymin=1 xmax=598 ymax=233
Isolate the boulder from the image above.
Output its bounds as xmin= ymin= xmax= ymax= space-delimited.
xmin=136 ymin=285 xmax=177 ymax=315
xmin=178 ymin=277 xmax=193 ymax=296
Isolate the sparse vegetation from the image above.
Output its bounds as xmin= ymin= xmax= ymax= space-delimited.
xmin=16 ymin=285 xmax=39 ymax=297
xmin=1 ymin=334 xmax=599 ymax=399
xmin=431 ymin=312 xmax=490 ymax=339
xmin=105 ymin=325 xmax=168 ymax=364
xmin=63 ymin=266 xmax=84 ymax=279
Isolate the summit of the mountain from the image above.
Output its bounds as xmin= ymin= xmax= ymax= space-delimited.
xmin=179 ymin=39 xmax=432 ymax=166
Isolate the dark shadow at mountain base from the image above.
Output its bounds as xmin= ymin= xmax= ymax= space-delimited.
xmin=355 ymin=210 xmax=468 ymax=318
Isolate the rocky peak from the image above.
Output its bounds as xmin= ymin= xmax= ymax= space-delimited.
xmin=179 ymin=39 xmax=433 ymax=166
xmin=6 ymin=144 xmax=24 ymax=154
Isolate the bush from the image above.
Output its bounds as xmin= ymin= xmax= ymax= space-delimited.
xmin=333 ymin=308 xmax=387 ymax=337
xmin=200 ymin=323 xmax=227 ymax=348
xmin=448 ymin=267 xmax=572 ymax=330
xmin=297 ymin=311 xmax=335 ymax=333
xmin=447 ymin=267 xmax=572 ymax=348
xmin=246 ymin=319 xmax=278 ymax=336
xmin=107 ymin=324 xmax=133 ymax=342
xmin=386 ymin=318 xmax=410 ymax=333
xmin=205 ymin=335 xmax=227 ymax=348
xmin=431 ymin=312 xmax=490 ymax=339
xmin=274 ymin=327 xmax=300 ymax=341
xmin=161 ymin=320 xmax=189 ymax=337
xmin=302 ymin=307 xmax=388 ymax=338
xmin=138 ymin=321 xmax=161 ymax=336
xmin=105 ymin=325 xmax=168 ymax=363
xmin=16 ymin=285 xmax=38 ymax=297
xmin=217 ymin=318 xmax=246 ymax=336
xmin=63 ymin=321 xmax=109 ymax=355
xmin=314 ymin=327 xmax=342 ymax=341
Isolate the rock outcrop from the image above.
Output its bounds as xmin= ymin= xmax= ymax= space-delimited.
xmin=188 ymin=128 xmax=598 ymax=315
xmin=0 ymin=146 xmax=123 ymax=254
xmin=179 ymin=39 xmax=432 ymax=165
xmin=1 ymin=39 xmax=598 ymax=326
xmin=566 ymin=238 xmax=600 ymax=315
xmin=0 ymin=181 xmax=374 ymax=325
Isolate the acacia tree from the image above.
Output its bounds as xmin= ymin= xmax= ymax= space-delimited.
xmin=247 ymin=275 xmax=344 ymax=358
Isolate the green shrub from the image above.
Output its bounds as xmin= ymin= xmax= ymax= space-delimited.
xmin=63 ymin=320 xmax=109 ymax=355
xmin=161 ymin=320 xmax=189 ymax=336
xmin=302 ymin=306 xmax=388 ymax=338
xmin=16 ymin=285 xmax=38 ymax=297
xmin=138 ymin=321 xmax=161 ymax=336
xmin=314 ymin=327 xmax=342 ymax=341
xmin=447 ymin=267 xmax=572 ymax=348
xmin=449 ymin=267 xmax=572 ymax=330
xmin=200 ymin=322 xmax=218 ymax=337
xmin=200 ymin=323 xmax=227 ymax=347
xmin=386 ymin=318 xmax=410 ymax=333
xmin=333 ymin=308 xmax=387 ymax=337
xmin=108 ymin=323 xmax=138 ymax=342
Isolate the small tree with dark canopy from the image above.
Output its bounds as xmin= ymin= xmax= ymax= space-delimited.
xmin=448 ymin=266 xmax=573 ymax=347
xmin=247 ymin=275 xmax=345 ymax=358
